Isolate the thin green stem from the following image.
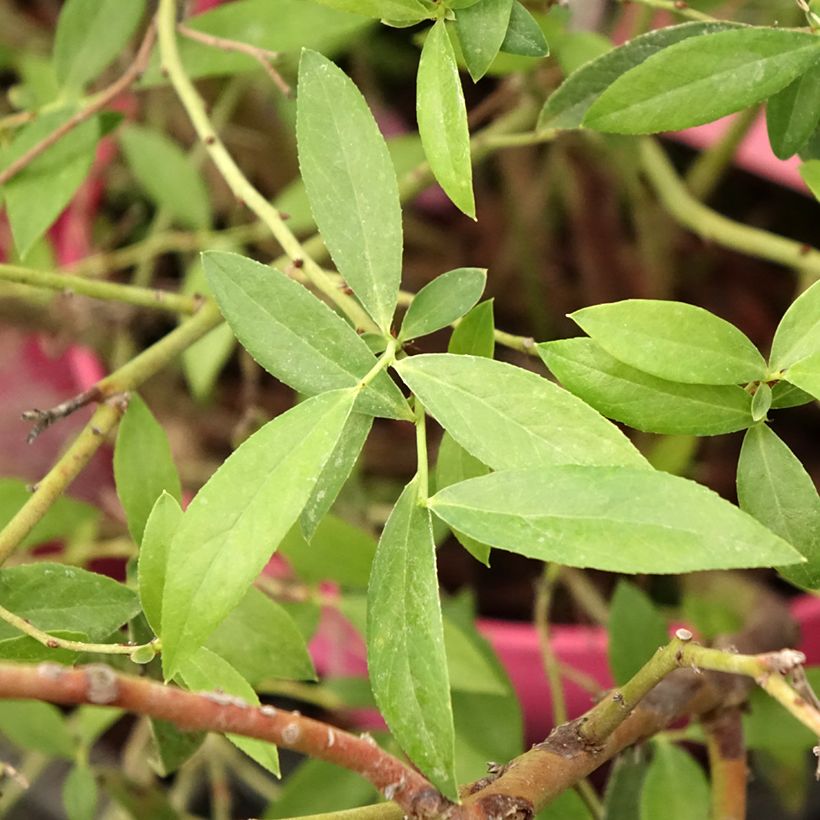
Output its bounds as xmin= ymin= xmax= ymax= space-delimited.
xmin=640 ymin=138 xmax=820 ymax=281
xmin=156 ymin=0 xmax=376 ymax=333
xmin=617 ymin=0 xmax=716 ymax=22
xmin=358 ymin=338 xmax=397 ymax=390
xmin=414 ymin=397 xmax=429 ymax=501
xmin=0 ymin=602 xmax=159 ymax=656
xmin=0 ymin=263 xmax=200 ymax=314
xmin=535 ymin=563 xmax=567 ymax=726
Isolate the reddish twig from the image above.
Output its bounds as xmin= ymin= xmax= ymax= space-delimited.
xmin=0 ymin=662 xmax=447 ymax=818
xmin=176 ymin=23 xmax=292 ymax=97
xmin=0 ymin=23 xmax=157 ymax=189
xmin=703 ymin=707 xmax=747 ymax=820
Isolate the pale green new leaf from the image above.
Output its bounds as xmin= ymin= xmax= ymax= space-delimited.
xmin=0 ymin=701 xmax=74 ymax=758
xmin=400 ymin=267 xmax=486 ymax=341
xmin=585 ymin=28 xmax=820 ymax=134
xmin=114 ymin=394 xmax=181 ymax=545
xmin=570 ymin=300 xmax=766 ymax=385
xmin=204 ymin=252 xmax=411 ymax=420
xmin=769 ymin=279 xmax=820 ymax=371
xmin=783 ymin=351 xmax=820 ymax=401
xmin=751 ymin=382 xmax=772 ymax=421
xmin=538 ymin=23 xmax=733 ymax=130
xmin=607 ymin=581 xmax=667 ymax=685
xmin=367 ymin=478 xmax=457 ymax=798
xmin=119 ymin=125 xmax=211 ymax=229
xmin=538 ymin=338 xmax=754 ymax=435
xmin=161 ymin=389 xmax=355 ymax=678
xmin=455 ymin=0 xmax=514 ymax=82
xmin=297 ymin=50 xmax=403 ymax=332
xmin=801 ymin=159 xmax=820 ymax=200
xmin=206 ymin=587 xmax=315 ymax=684
xmin=766 ymin=70 xmax=820 ymax=159
xmin=429 ymin=466 xmax=802 ymax=573
xmin=179 ymin=647 xmax=279 ymax=775
xmin=418 ymin=22 xmax=475 ymax=218
xmin=54 ymin=0 xmax=145 ymax=91
xmin=1 ymin=109 xmax=99 ymax=258
xmin=448 ymin=299 xmax=495 ymax=357
xmin=395 ymin=354 xmax=647 ymax=471
xmin=138 ymin=492 xmax=183 ymax=635
xmin=640 ymin=743 xmax=709 ymax=820
xmin=0 ymin=563 xmax=140 ymax=643
xmin=500 ymin=2 xmax=549 ymax=58
xmin=737 ymin=424 xmax=820 ymax=589
xmin=301 ymin=414 xmax=373 ymax=540
xmin=63 ymin=764 xmax=98 ymax=820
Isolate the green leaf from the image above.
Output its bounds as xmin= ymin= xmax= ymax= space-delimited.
xmin=400 ymin=268 xmax=486 ymax=341
xmin=766 ymin=70 xmax=820 ymax=159
xmin=751 ymin=382 xmax=772 ymax=421
xmin=119 ymin=125 xmax=211 ymax=229
xmin=395 ymin=354 xmax=647 ymax=471
xmin=138 ymin=492 xmax=183 ymax=635
xmin=204 ymin=252 xmax=410 ymax=419
xmin=143 ymin=0 xmax=371 ymax=83
xmin=309 ymin=0 xmax=430 ymax=22
xmin=737 ymin=424 xmax=820 ymax=589
xmin=429 ymin=465 xmax=803 ymax=573
xmin=608 ymin=581 xmax=667 ymax=685
xmin=801 ymin=159 xmax=820 ymax=200
xmin=570 ymin=300 xmax=766 ymax=385
xmin=0 ymin=478 xmax=97 ymax=550
xmin=301 ymin=414 xmax=372 ymax=540
xmin=179 ymin=647 xmax=280 ymax=775
xmin=538 ymin=338 xmax=755 ymax=436
xmin=367 ymin=478 xmax=457 ymax=798
xmin=771 ymin=380 xmax=814 ymax=409
xmin=537 ymin=790 xmax=594 ymax=819
xmin=206 ymin=587 xmax=316 ymax=685
xmin=53 ymin=0 xmax=146 ymax=91
xmin=449 ymin=299 xmax=495 ymax=357
xmin=640 ymin=743 xmax=709 ymax=820
xmin=418 ymin=21 xmax=475 ymax=219
xmin=72 ymin=706 xmax=123 ymax=748
xmin=0 ymin=631 xmax=85 ymax=664
xmin=538 ymin=22 xmax=734 ymax=130
xmin=1 ymin=108 xmax=99 ymax=258
xmin=435 ymin=432 xmax=491 ymax=564
xmin=455 ymin=0 xmax=514 ymax=82
xmin=443 ymin=615 xmax=506 ymax=695
xmin=149 ymin=719 xmax=205 ymax=776
xmin=783 ymin=351 xmax=820 ymax=400
xmin=0 ymin=700 xmax=74 ymax=758
xmin=585 ymin=28 xmax=820 ymax=134
xmin=281 ymin=515 xmax=377 ymax=588
xmin=500 ymin=2 xmax=549 ymax=58
xmin=161 ymin=389 xmax=355 ymax=678
xmin=769 ymin=279 xmax=820 ymax=372
xmin=0 ymin=563 xmax=140 ymax=642
xmin=114 ymin=394 xmax=182 ymax=545
xmin=603 ymin=751 xmax=649 ymax=820
xmin=297 ymin=50 xmax=403 ymax=332
xmin=63 ymin=764 xmax=98 ymax=820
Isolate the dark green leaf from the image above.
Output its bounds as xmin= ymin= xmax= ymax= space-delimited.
xmin=500 ymin=2 xmax=549 ymax=58
xmin=54 ymin=0 xmax=146 ymax=91
xmin=771 ymin=380 xmax=814 ymax=409
xmin=429 ymin=465 xmax=803 ymax=573
xmin=449 ymin=299 xmax=495 ymax=358
xmin=640 ymin=743 xmax=709 ymax=820
xmin=585 ymin=28 xmax=820 ymax=134
xmin=0 ymin=478 xmax=97 ymax=550
xmin=204 ymin=253 xmax=410 ymax=421
xmin=418 ymin=21 xmax=475 ymax=218
xmin=301 ymin=414 xmax=372 ymax=540
xmin=149 ymin=719 xmax=205 ymax=776
xmin=281 ymin=515 xmax=377 ymax=588
xmin=0 ymin=563 xmax=139 ymax=643
xmin=0 ymin=631 xmax=85 ymax=664
xmin=455 ymin=0 xmax=514 ymax=82
xmin=737 ymin=424 xmax=820 ymax=589
xmin=120 ymin=125 xmax=211 ymax=229
xmin=608 ymin=581 xmax=668 ymax=685
xmin=770 ymin=279 xmax=820 ymax=371
xmin=444 ymin=615 xmax=507 ymax=695
xmin=570 ymin=300 xmax=766 ymax=385
xmin=1 ymin=109 xmax=99 ymax=258
xmin=206 ymin=587 xmax=315 ymax=684
xmin=539 ymin=338 xmax=754 ymax=435
xmin=395 ymin=354 xmax=647 ymax=471
xmin=537 ymin=789 xmax=594 ymax=819
xmin=604 ymin=751 xmax=649 ymax=820
xmin=538 ymin=23 xmax=734 ymax=130
xmin=297 ymin=50 xmax=402 ymax=332
xmin=63 ymin=764 xmax=98 ymax=820
xmin=114 ymin=394 xmax=181 ymax=545
xmin=161 ymin=389 xmax=355 ymax=678
xmin=0 ymin=700 xmax=74 ymax=757
xmin=400 ymin=268 xmax=486 ymax=342
xmin=367 ymin=478 xmax=457 ymax=798
xmin=766 ymin=70 xmax=820 ymax=159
